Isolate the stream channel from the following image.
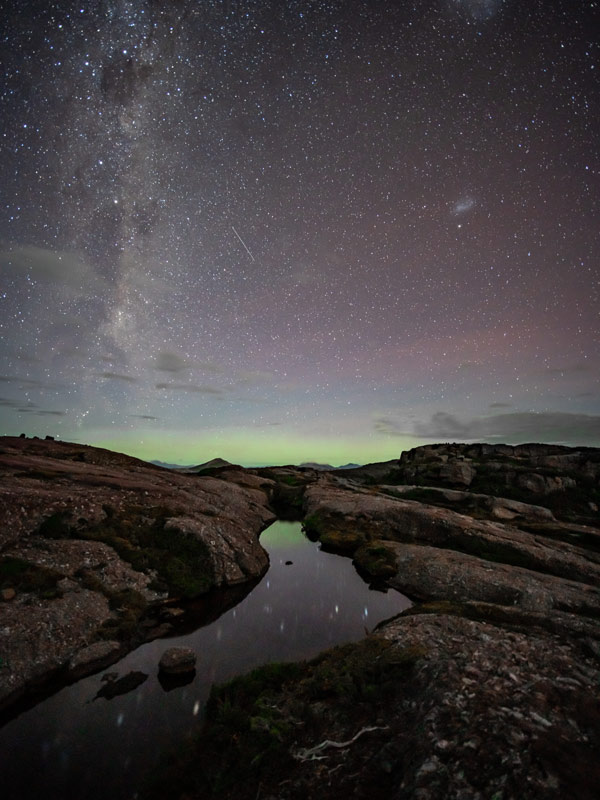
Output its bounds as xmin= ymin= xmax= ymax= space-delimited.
xmin=0 ymin=520 xmax=411 ymax=799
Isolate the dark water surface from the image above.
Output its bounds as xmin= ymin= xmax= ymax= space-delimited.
xmin=0 ymin=521 xmax=410 ymax=800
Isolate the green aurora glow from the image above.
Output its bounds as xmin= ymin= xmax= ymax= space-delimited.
xmin=90 ymin=428 xmax=422 ymax=467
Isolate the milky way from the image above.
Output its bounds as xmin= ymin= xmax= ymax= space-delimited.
xmin=1 ymin=0 xmax=598 ymax=464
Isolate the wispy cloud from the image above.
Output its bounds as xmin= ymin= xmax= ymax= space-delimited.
xmin=99 ymin=372 xmax=138 ymax=383
xmin=153 ymin=351 xmax=190 ymax=373
xmin=16 ymin=407 xmax=65 ymax=416
xmin=373 ymin=416 xmax=408 ymax=436
xmin=155 ymin=382 xmax=223 ymax=394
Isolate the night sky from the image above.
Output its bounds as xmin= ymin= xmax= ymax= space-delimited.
xmin=1 ymin=0 xmax=599 ymax=466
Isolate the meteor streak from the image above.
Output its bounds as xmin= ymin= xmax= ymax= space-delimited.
xmin=232 ymin=225 xmax=255 ymax=262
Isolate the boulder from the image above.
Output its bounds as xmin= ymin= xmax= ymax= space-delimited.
xmin=159 ymin=646 xmax=197 ymax=675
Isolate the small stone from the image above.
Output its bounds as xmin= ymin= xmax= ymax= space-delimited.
xmin=159 ymin=646 xmax=197 ymax=675
xmin=57 ymin=577 xmax=80 ymax=594
xmin=159 ymin=606 xmax=185 ymax=620
xmin=1 ymin=588 xmax=16 ymax=601
xmin=285 ymin=560 xmax=293 ymax=565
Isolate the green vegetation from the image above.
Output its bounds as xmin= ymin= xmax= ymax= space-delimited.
xmin=353 ymin=542 xmax=397 ymax=579
xmin=72 ymin=568 xmax=149 ymax=641
xmin=302 ymin=513 xmax=366 ymax=553
xmin=99 ymin=589 xmax=150 ymax=641
xmin=147 ymin=637 xmax=426 ymax=799
xmin=38 ymin=505 xmax=214 ymax=599
xmin=0 ymin=556 xmax=63 ymax=599
xmin=301 ymin=512 xmax=324 ymax=539
xmin=148 ymin=661 xmax=302 ymax=798
xmin=319 ymin=527 xmax=365 ymax=553
xmin=271 ymin=478 xmax=305 ymax=519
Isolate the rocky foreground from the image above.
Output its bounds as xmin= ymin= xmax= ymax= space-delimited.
xmin=1 ymin=438 xmax=600 ymax=798
xmin=0 ymin=435 xmax=276 ymax=712
xmin=151 ymin=442 xmax=600 ymax=800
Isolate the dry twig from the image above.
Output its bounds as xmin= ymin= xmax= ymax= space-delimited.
xmin=293 ymin=725 xmax=389 ymax=762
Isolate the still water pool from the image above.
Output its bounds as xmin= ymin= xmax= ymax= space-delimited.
xmin=0 ymin=521 xmax=411 ymax=800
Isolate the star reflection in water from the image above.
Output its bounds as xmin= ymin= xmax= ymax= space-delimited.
xmin=0 ymin=521 xmax=411 ymax=800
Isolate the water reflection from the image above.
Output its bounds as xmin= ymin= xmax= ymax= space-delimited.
xmin=93 ymin=672 xmax=148 ymax=702
xmin=0 ymin=521 xmax=410 ymax=800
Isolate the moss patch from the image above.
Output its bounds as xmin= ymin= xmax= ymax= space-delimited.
xmin=353 ymin=541 xmax=397 ymax=579
xmin=319 ymin=527 xmax=365 ymax=554
xmin=0 ymin=557 xmax=63 ymax=599
xmin=301 ymin=512 xmax=325 ymax=539
xmin=303 ymin=513 xmax=366 ymax=554
xmin=39 ymin=506 xmax=214 ymax=599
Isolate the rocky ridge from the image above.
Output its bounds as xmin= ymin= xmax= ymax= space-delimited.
xmin=155 ymin=442 xmax=600 ymax=799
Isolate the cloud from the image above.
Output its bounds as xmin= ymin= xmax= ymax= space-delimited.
xmin=129 ymin=414 xmax=159 ymax=420
xmin=413 ymin=411 xmax=600 ymax=445
xmin=155 ymin=383 xmax=223 ymax=395
xmin=373 ymin=416 xmax=408 ymax=436
xmin=0 ymin=375 xmax=44 ymax=388
xmin=0 ymin=246 xmax=106 ymax=292
xmin=99 ymin=372 xmax=138 ymax=383
xmin=153 ymin=351 xmax=190 ymax=373
xmin=236 ymin=369 xmax=276 ymax=385
xmin=16 ymin=407 xmax=65 ymax=416
xmin=545 ymin=363 xmax=592 ymax=376
xmin=489 ymin=402 xmax=513 ymax=409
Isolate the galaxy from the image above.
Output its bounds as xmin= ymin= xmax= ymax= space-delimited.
xmin=1 ymin=0 xmax=598 ymax=465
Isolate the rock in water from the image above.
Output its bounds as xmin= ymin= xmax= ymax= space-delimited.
xmin=159 ymin=647 xmax=197 ymax=674
xmin=93 ymin=670 xmax=148 ymax=700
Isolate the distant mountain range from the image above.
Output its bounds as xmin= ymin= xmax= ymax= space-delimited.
xmin=152 ymin=459 xmax=362 ymax=471
xmin=151 ymin=457 xmax=234 ymax=473
xmin=299 ymin=462 xmax=361 ymax=471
